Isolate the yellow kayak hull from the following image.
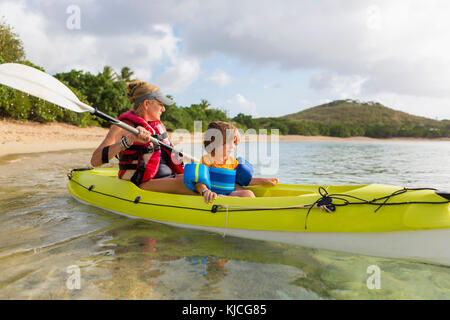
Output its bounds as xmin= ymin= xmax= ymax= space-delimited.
xmin=67 ymin=168 xmax=450 ymax=264
xmin=67 ymin=168 xmax=450 ymax=233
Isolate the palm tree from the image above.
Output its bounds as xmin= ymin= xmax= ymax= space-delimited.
xmin=120 ymin=67 xmax=134 ymax=82
xmin=102 ymin=66 xmax=118 ymax=81
xmin=199 ymin=99 xmax=210 ymax=110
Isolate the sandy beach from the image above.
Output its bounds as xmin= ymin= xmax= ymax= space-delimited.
xmin=1 ymin=119 xmax=448 ymax=158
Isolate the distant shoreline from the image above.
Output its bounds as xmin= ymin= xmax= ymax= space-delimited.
xmin=1 ymin=119 xmax=449 ymax=158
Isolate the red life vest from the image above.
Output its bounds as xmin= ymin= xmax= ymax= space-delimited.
xmin=117 ymin=110 xmax=184 ymax=185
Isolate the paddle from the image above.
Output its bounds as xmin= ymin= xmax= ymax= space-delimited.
xmin=0 ymin=63 xmax=199 ymax=162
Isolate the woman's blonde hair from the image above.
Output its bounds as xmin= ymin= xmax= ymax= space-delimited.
xmin=127 ymin=80 xmax=159 ymax=111
xmin=203 ymin=121 xmax=241 ymax=154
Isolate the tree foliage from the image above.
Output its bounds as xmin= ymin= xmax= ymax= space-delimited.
xmin=161 ymin=103 xmax=228 ymax=132
xmin=0 ymin=20 xmax=25 ymax=63
xmin=54 ymin=68 xmax=132 ymax=126
xmin=119 ymin=67 xmax=134 ymax=82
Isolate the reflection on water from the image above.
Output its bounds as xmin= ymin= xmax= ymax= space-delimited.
xmin=0 ymin=142 xmax=449 ymax=299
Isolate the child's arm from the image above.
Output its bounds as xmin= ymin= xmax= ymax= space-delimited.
xmin=248 ymin=177 xmax=279 ymax=186
xmin=194 ymin=183 xmax=218 ymax=203
xmin=194 ymin=183 xmax=208 ymax=194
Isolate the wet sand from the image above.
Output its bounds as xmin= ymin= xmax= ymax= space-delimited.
xmin=1 ymin=119 xmax=448 ymax=158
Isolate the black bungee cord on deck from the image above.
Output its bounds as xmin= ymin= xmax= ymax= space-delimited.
xmin=302 ymin=186 xmax=450 ymax=230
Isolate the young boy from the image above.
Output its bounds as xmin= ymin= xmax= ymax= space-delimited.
xmin=195 ymin=121 xmax=278 ymax=203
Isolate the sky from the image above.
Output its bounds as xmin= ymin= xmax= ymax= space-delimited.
xmin=1 ymin=0 xmax=449 ymax=120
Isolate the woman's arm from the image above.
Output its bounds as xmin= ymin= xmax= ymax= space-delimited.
xmin=90 ymin=125 xmax=151 ymax=167
xmin=90 ymin=125 xmax=126 ymax=167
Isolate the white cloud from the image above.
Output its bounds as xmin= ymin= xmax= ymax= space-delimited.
xmin=310 ymin=72 xmax=367 ymax=99
xmin=176 ymin=0 xmax=450 ymax=117
xmin=2 ymin=0 xmax=450 ymax=118
xmin=179 ymin=1 xmax=450 ymax=93
xmin=0 ymin=1 xmax=186 ymax=84
xmin=226 ymin=93 xmax=258 ymax=117
xmin=157 ymin=58 xmax=200 ymax=94
xmin=317 ymin=99 xmax=332 ymax=106
xmin=207 ymin=70 xmax=232 ymax=87
xmin=0 ymin=1 xmax=95 ymax=72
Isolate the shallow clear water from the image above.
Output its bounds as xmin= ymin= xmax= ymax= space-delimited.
xmin=0 ymin=142 xmax=449 ymax=299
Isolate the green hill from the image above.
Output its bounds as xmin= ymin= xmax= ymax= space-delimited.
xmin=282 ymin=99 xmax=444 ymax=127
xmin=232 ymin=99 xmax=449 ymax=138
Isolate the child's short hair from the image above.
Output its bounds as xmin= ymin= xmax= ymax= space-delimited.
xmin=203 ymin=121 xmax=240 ymax=152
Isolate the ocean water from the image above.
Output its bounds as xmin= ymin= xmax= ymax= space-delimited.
xmin=0 ymin=141 xmax=449 ymax=300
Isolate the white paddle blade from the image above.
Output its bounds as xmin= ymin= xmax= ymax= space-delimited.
xmin=0 ymin=63 xmax=93 ymax=113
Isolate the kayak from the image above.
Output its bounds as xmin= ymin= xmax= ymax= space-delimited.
xmin=67 ymin=167 xmax=450 ymax=265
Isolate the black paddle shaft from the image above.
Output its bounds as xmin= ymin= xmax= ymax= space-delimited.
xmin=91 ymin=108 xmax=184 ymax=158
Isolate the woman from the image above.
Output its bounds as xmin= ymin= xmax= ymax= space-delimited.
xmin=90 ymin=80 xmax=196 ymax=195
